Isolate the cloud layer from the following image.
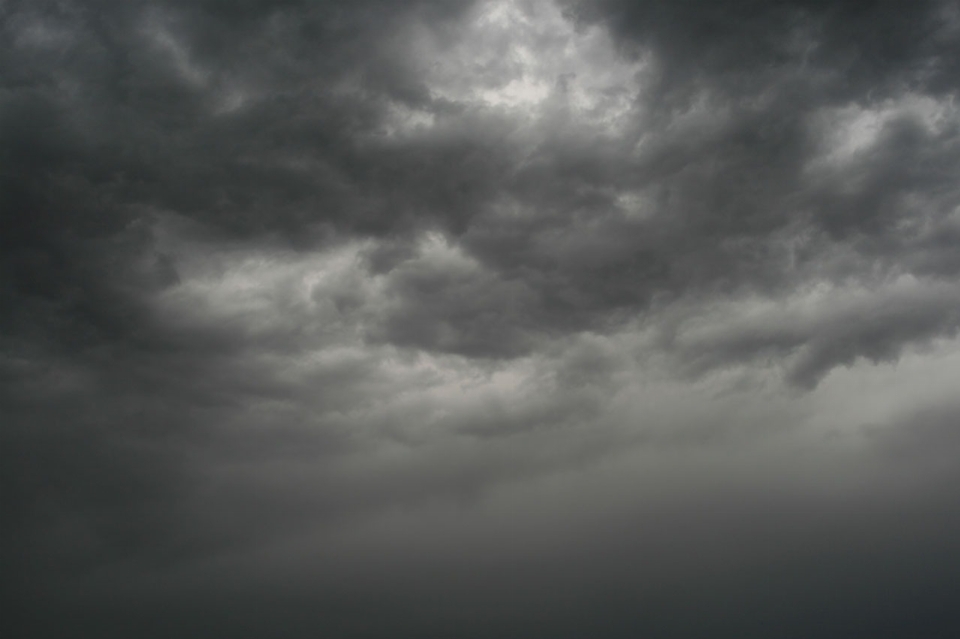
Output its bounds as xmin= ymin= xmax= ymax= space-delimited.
xmin=4 ymin=0 xmax=960 ymax=637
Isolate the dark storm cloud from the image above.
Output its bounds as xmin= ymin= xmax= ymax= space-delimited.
xmin=0 ymin=0 xmax=474 ymax=600
xmin=668 ymin=277 xmax=960 ymax=387
xmin=562 ymin=0 xmax=960 ymax=98
xmin=5 ymin=0 xmax=957 ymax=362
xmin=12 ymin=398 xmax=960 ymax=639
xmin=4 ymin=0 xmax=960 ymax=637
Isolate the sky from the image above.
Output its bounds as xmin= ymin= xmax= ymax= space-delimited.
xmin=3 ymin=0 xmax=960 ymax=636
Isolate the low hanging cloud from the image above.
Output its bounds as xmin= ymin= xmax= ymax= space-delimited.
xmin=4 ymin=0 xmax=960 ymax=637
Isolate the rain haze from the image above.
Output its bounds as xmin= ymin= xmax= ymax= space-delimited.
xmin=3 ymin=0 xmax=960 ymax=637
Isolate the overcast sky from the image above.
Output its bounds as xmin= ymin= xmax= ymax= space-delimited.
xmin=4 ymin=0 xmax=960 ymax=637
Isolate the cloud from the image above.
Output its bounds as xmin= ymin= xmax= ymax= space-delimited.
xmin=4 ymin=0 xmax=960 ymax=637
xmin=667 ymin=275 xmax=960 ymax=387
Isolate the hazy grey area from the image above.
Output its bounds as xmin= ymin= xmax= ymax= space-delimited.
xmin=3 ymin=0 xmax=960 ymax=637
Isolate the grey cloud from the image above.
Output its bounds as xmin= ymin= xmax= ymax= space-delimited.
xmin=5 ymin=0 xmax=960 ymax=637
xmin=562 ymin=0 xmax=959 ymax=100
xmin=670 ymin=278 xmax=960 ymax=387
xmin=12 ymin=399 xmax=960 ymax=638
xmin=5 ymin=0 xmax=957 ymax=366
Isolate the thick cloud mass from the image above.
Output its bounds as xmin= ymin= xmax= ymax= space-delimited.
xmin=4 ymin=0 xmax=960 ymax=637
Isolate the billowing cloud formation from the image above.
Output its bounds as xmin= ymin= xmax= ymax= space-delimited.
xmin=4 ymin=0 xmax=960 ymax=637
